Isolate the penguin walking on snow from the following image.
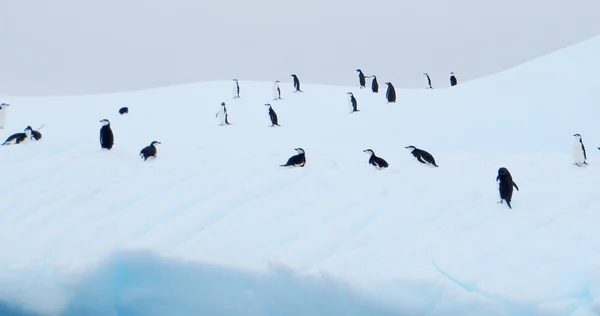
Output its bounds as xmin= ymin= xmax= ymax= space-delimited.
xmin=572 ymin=133 xmax=587 ymax=166
xmin=2 ymin=126 xmax=33 ymax=145
xmin=233 ymin=79 xmax=240 ymax=99
xmin=216 ymin=102 xmax=231 ymax=126
xmin=0 ymin=102 xmax=9 ymax=129
xmin=363 ymin=149 xmax=389 ymax=169
xmin=369 ymin=75 xmax=379 ymax=93
xmin=347 ymin=92 xmax=359 ymax=113
xmin=385 ymin=82 xmax=396 ymax=103
xmin=265 ymin=103 xmax=280 ymax=127
xmin=450 ymin=72 xmax=458 ymax=86
xmin=497 ymin=167 xmax=519 ymax=209
xmin=99 ymin=119 xmax=114 ymax=150
xmin=405 ymin=146 xmax=438 ymax=167
xmin=140 ymin=141 xmax=161 ymax=160
xmin=291 ymin=74 xmax=303 ymax=92
xmin=281 ymin=148 xmax=306 ymax=167
xmin=119 ymin=106 xmax=129 ymax=115
xmin=273 ymin=80 xmax=282 ymax=100
xmin=423 ymin=73 xmax=433 ymax=89
xmin=356 ymin=69 xmax=366 ymax=88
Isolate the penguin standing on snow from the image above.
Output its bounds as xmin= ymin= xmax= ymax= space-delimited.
xmin=291 ymin=74 xmax=303 ymax=92
xmin=216 ymin=102 xmax=231 ymax=126
xmin=140 ymin=141 xmax=161 ymax=160
xmin=273 ymin=80 xmax=282 ymax=100
xmin=2 ymin=126 xmax=33 ymax=145
xmin=450 ymin=72 xmax=458 ymax=86
xmin=423 ymin=73 xmax=433 ymax=89
xmin=405 ymin=146 xmax=438 ymax=167
xmin=280 ymin=148 xmax=306 ymax=167
xmin=233 ymin=79 xmax=240 ymax=99
xmin=363 ymin=149 xmax=389 ymax=169
xmin=572 ymin=133 xmax=587 ymax=166
xmin=385 ymin=82 xmax=396 ymax=103
xmin=497 ymin=167 xmax=519 ymax=209
xmin=99 ymin=119 xmax=114 ymax=150
xmin=119 ymin=106 xmax=129 ymax=115
xmin=265 ymin=103 xmax=280 ymax=127
xmin=369 ymin=75 xmax=379 ymax=93
xmin=0 ymin=102 xmax=10 ymax=129
xmin=356 ymin=69 xmax=366 ymax=88
xmin=347 ymin=92 xmax=359 ymax=113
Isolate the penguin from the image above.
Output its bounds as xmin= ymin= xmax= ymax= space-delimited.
xmin=423 ymin=73 xmax=433 ymax=89
xmin=356 ymin=69 xmax=366 ymax=88
xmin=2 ymin=126 xmax=32 ymax=145
xmin=140 ymin=141 xmax=161 ymax=160
xmin=405 ymin=146 xmax=438 ymax=167
xmin=216 ymin=102 xmax=231 ymax=126
xmin=0 ymin=102 xmax=9 ymax=129
xmin=99 ymin=119 xmax=114 ymax=150
xmin=347 ymin=92 xmax=359 ymax=113
xmin=369 ymin=75 xmax=379 ymax=93
xmin=265 ymin=103 xmax=280 ymax=127
xmin=450 ymin=72 xmax=458 ymax=86
xmin=385 ymin=82 xmax=396 ymax=103
xmin=572 ymin=133 xmax=587 ymax=166
xmin=291 ymin=74 xmax=303 ymax=92
xmin=30 ymin=125 xmax=43 ymax=141
xmin=363 ymin=149 xmax=389 ymax=169
xmin=273 ymin=80 xmax=282 ymax=100
xmin=280 ymin=148 xmax=306 ymax=167
xmin=233 ymin=79 xmax=240 ymax=99
xmin=119 ymin=106 xmax=129 ymax=115
xmin=496 ymin=167 xmax=519 ymax=209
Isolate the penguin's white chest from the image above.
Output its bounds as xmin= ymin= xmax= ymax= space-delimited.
xmin=0 ymin=108 xmax=6 ymax=129
xmin=572 ymin=143 xmax=585 ymax=164
xmin=273 ymin=85 xmax=279 ymax=98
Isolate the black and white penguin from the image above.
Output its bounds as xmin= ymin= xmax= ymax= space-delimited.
xmin=99 ymin=119 xmax=114 ymax=150
xmin=265 ymin=103 xmax=280 ymax=127
xmin=119 ymin=106 xmax=129 ymax=115
xmin=0 ymin=102 xmax=9 ymax=129
xmin=2 ymin=126 xmax=32 ymax=145
xmin=273 ymin=80 xmax=282 ymax=100
xmin=280 ymin=148 xmax=306 ymax=167
xmin=347 ymin=92 xmax=359 ymax=113
xmin=363 ymin=149 xmax=389 ymax=169
xmin=385 ymin=82 xmax=396 ymax=103
xmin=405 ymin=146 xmax=438 ymax=167
xmin=291 ymin=74 xmax=303 ymax=92
xmin=216 ymin=102 xmax=231 ymax=126
xmin=356 ymin=69 xmax=366 ymax=88
xmin=233 ymin=79 xmax=240 ymax=99
xmin=30 ymin=125 xmax=43 ymax=141
xmin=423 ymin=73 xmax=433 ymax=89
xmin=450 ymin=72 xmax=457 ymax=86
xmin=496 ymin=167 xmax=519 ymax=209
xmin=572 ymin=133 xmax=587 ymax=166
xmin=140 ymin=141 xmax=161 ymax=160
xmin=369 ymin=75 xmax=379 ymax=93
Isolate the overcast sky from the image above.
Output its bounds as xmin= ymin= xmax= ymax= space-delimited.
xmin=1 ymin=0 xmax=599 ymax=96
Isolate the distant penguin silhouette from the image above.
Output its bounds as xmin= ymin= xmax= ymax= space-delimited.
xmin=572 ymin=133 xmax=587 ymax=166
xmin=0 ymin=102 xmax=10 ymax=129
xmin=119 ymin=106 xmax=129 ymax=115
xmin=347 ymin=92 xmax=359 ymax=113
xmin=233 ymin=79 xmax=240 ymax=98
xmin=363 ymin=149 xmax=389 ymax=169
xmin=405 ymin=146 xmax=438 ymax=167
xmin=30 ymin=125 xmax=43 ymax=141
xmin=281 ymin=148 xmax=306 ymax=167
xmin=265 ymin=103 xmax=280 ymax=127
xmin=385 ymin=82 xmax=396 ymax=103
xmin=140 ymin=141 xmax=161 ymax=160
xmin=99 ymin=119 xmax=114 ymax=150
xmin=369 ymin=75 xmax=379 ymax=93
xmin=496 ymin=167 xmax=519 ymax=209
xmin=356 ymin=69 xmax=366 ymax=88
xmin=423 ymin=73 xmax=433 ymax=89
xmin=2 ymin=126 xmax=32 ymax=145
xmin=450 ymin=72 xmax=458 ymax=86
xmin=273 ymin=80 xmax=282 ymax=100
xmin=216 ymin=102 xmax=231 ymax=126
xmin=291 ymin=74 xmax=303 ymax=92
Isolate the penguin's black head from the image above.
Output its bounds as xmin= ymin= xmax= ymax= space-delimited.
xmin=221 ymin=102 xmax=226 ymax=106
xmin=356 ymin=69 xmax=361 ymax=72
xmin=151 ymin=141 xmax=161 ymax=146
xmin=275 ymin=80 xmax=281 ymax=84
xmin=294 ymin=148 xmax=305 ymax=154
xmin=385 ymin=82 xmax=392 ymax=85
xmin=498 ymin=167 xmax=510 ymax=176
xmin=363 ymin=149 xmax=374 ymax=154
xmin=291 ymin=74 xmax=296 ymax=78
xmin=233 ymin=79 xmax=238 ymax=82
xmin=423 ymin=73 xmax=428 ymax=76
xmin=265 ymin=103 xmax=272 ymax=108
xmin=347 ymin=92 xmax=353 ymax=95
xmin=24 ymin=126 xmax=33 ymax=131
xmin=0 ymin=103 xmax=9 ymax=107
xmin=100 ymin=119 xmax=110 ymax=126
xmin=405 ymin=146 xmax=416 ymax=151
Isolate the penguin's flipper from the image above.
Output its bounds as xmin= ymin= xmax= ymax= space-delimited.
xmin=513 ymin=182 xmax=519 ymax=191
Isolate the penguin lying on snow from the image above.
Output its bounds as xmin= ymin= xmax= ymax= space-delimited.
xmin=363 ymin=149 xmax=389 ymax=169
xmin=496 ymin=167 xmax=519 ymax=209
xmin=572 ymin=134 xmax=587 ymax=166
xmin=281 ymin=148 xmax=305 ymax=167
xmin=119 ymin=107 xmax=129 ymax=115
xmin=405 ymin=146 xmax=438 ymax=167
xmin=140 ymin=141 xmax=161 ymax=160
xmin=3 ymin=126 xmax=33 ymax=145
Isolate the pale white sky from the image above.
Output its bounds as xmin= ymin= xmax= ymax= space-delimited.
xmin=1 ymin=0 xmax=599 ymax=96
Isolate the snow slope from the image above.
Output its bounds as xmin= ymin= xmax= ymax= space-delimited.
xmin=1 ymin=35 xmax=600 ymax=316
